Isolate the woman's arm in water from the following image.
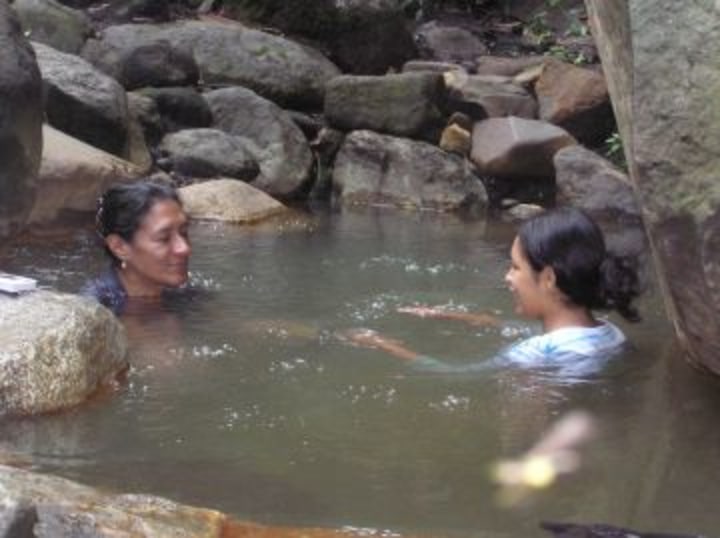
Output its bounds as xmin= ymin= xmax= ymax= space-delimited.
xmin=397 ymin=306 xmax=500 ymax=327
xmin=342 ymin=329 xmax=421 ymax=361
xmin=342 ymin=328 xmax=498 ymax=373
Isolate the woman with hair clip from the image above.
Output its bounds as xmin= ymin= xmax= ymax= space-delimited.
xmin=82 ymin=180 xmax=192 ymax=316
xmin=346 ymin=207 xmax=644 ymax=374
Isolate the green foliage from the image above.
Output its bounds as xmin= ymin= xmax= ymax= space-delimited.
xmin=604 ymin=131 xmax=628 ymax=170
xmin=546 ymin=44 xmax=589 ymax=65
xmin=524 ymin=11 xmax=555 ymax=47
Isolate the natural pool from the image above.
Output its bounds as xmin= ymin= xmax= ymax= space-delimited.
xmin=1 ymin=208 xmax=719 ymax=538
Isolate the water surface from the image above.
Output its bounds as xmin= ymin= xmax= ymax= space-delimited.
xmin=1 ymin=209 xmax=717 ymax=538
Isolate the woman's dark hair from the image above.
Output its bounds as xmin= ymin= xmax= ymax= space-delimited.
xmin=517 ymin=207 xmax=642 ymax=321
xmin=96 ymin=180 xmax=182 ymax=265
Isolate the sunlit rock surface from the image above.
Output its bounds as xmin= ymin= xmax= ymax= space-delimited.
xmin=180 ymin=179 xmax=288 ymax=224
xmin=0 ymin=1 xmax=43 ymax=239
xmin=28 ymin=125 xmax=144 ymax=226
xmin=586 ymin=0 xmax=720 ymax=374
xmin=0 ymin=291 xmax=128 ymax=417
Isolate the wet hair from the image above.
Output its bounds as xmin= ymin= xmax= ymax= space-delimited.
xmin=517 ymin=207 xmax=642 ymax=321
xmin=95 ymin=180 xmax=182 ymax=266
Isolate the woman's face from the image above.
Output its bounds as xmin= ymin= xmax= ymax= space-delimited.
xmin=121 ymin=199 xmax=191 ymax=293
xmin=504 ymin=237 xmax=548 ymax=320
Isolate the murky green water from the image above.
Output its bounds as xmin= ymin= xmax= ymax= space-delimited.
xmin=1 ymin=209 xmax=718 ymax=537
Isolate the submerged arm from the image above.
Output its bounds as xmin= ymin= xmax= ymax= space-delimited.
xmin=341 ymin=328 xmax=499 ymax=374
xmin=397 ymin=306 xmax=500 ymax=327
xmin=342 ymin=329 xmax=420 ymax=361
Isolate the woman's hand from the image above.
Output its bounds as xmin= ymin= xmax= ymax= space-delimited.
xmin=341 ymin=328 xmax=400 ymax=348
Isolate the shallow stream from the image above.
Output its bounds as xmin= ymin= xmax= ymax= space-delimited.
xmin=1 ymin=209 xmax=718 ymax=537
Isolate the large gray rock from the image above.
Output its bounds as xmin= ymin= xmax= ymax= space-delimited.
xmin=325 ymin=73 xmax=446 ymax=141
xmin=138 ymin=87 xmax=212 ymax=134
xmin=13 ymin=0 xmax=92 ymax=54
xmin=0 ymin=290 xmax=128 ymax=417
xmin=470 ymin=116 xmax=576 ymax=181
xmin=158 ymin=129 xmax=259 ymax=181
xmin=586 ymin=0 xmax=720 ymax=375
xmin=82 ymin=20 xmax=341 ymax=108
xmin=332 ymin=130 xmax=487 ymax=211
xmin=204 ymin=87 xmax=313 ymax=199
xmin=33 ymin=41 xmax=130 ymax=157
xmin=0 ymin=1 xmax=43 ymax=239
xmin=116 ymin=40 xmax=199 ymax=90
xmin=554 ymin=145 xmax=640 ymax=220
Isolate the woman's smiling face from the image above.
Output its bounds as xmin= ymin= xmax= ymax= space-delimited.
xmin=121 ymin=199 xmax=191 ymax=294
xmin=504 ymin=237 xmax=548 ymax=320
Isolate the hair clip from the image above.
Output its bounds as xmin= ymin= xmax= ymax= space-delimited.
xmin=95 ymin=195 xmax=106 ymax=238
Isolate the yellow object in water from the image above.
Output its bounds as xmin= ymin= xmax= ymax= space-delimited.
xmin=521 ymin=456 xmax=557 ymax=489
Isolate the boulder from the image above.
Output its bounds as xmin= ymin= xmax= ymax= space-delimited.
xmin=0 ymin=465 xmax=226 ymax=536
xmin=324 ymin=3 xmax=417 ymax=75
xmin=0 ymin=1 xmax=43 ymax=238
xmin=231 ymin=0 xmax=416 ymax=75
xmin=33 ymin=41 xmax=130 ymax=157
xmin=117 ymin=40 xmax=200 ymax=90
xmin=324 ymin=72 xmax=446 ymax=141
xmin=12 ymin=0 xmax=92 ymax=54
xmin=333 ymin=130 xmax=487 ymax=211
xmin=82 ymin=20 xmax=341 ymax=108
xmin=204 ymin=87 xmax=313 ymax=199
xmin=414 ymin=21 xmax=489 ymax=66
xmin=535 ymin=58 xmax=615 ymax=146
xmin=138 ymin=87 xmax=212 ymax=134
xmin=586 ymin=0 xmax=720 ymax=374
xmin=158 ymin=129 xmax=259 ymax=181
xmin=0 ymin=290 xmax=128 ymax=417
xmin=470 ymin=116 xmax=576 ymax=181
xmin=179 ymin=179 xmax=288 ymax=223
xmin=554 ymin=145 xmax=640 ymax=220
xmin=28 ymin=125 xmax=144 ymax=226
xmin=444 ymin=72 xmax=538 ymax=121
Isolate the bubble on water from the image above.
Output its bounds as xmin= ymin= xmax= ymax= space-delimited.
xmin=188 ymin=343 xmax=237 ymax=359
xmin=187 ymin=271 xmax=222 ymax=291
xmin=429 ymin=394 xmax=471 ymax=412
xmin=340 ymin=384 xmax=398 ymax=406
xmin=341 ymin=526 xmax=402 ymax=538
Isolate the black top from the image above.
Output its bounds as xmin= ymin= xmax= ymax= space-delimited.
xmin=81 ymin=267 xmax=201 ymax=316
xmin=80 ymin=267 xmax=128 ymax=315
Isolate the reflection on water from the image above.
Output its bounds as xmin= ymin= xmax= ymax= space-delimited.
xmin=1 ymin=209 xmax=718 ymax=537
